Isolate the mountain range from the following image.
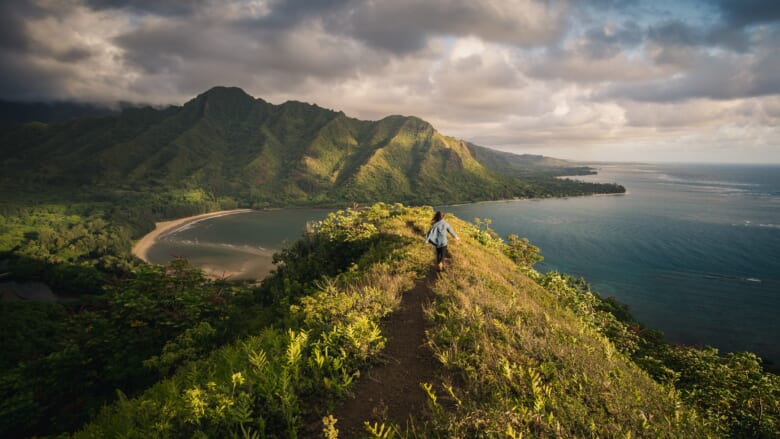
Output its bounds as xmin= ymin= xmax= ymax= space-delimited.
xmin=0 ymin=86 xmax=623 ymax=206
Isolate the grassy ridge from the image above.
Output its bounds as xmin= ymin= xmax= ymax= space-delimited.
xmin=65 ymin=205 xmax=778 ymax=437
xmin=427 ymin=216 xmax=779 ymax=438
xmin=424 ymin=216 xmax=706 ymax=437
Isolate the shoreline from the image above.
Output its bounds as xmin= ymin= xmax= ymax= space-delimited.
xmin=442 ymin=191 xmax=628 ymax=208
xmin=131 ymin=209 xmax=254 ymax=263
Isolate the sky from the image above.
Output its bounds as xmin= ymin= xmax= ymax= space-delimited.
xmin=1 ymin=0 xmax=779 ymax=163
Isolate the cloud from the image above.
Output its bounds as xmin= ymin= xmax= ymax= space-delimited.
xmin=83 ymin=0 xmax=212 ymax=16
xmin=647 ymin=19 xmax=750 ymax=52
xmin=0 ymin=0 xmax=778 ymax=163
xmin=0 ymin=1 xmax=41 ymax=51
xmin=111 ymin=13 xmax=388 ymax=103
xmin=336 ymin=0 xmax=570 ymax=53
xmin=581 ymin=21 xmax=644 ymax=58
xmin=715 ymin=0 xmax=780 ymax=26
xmin=0 ymin=0 xmax=136 ymax=102
xmin=601 ymin=36 xmax=780 ymax=102
xmin=621 ymin=99 xmax=763 ymax=128
xmin=523 ymin=23 xmax=681 ymax=84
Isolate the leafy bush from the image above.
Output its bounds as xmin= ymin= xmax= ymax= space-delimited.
xmin=635 ymin=337 xmax=780 ymax=437
xmin=0 ymin=259 xmax=257 ymax=437
xmin=505 ymin=233 xmax=544 ymax=268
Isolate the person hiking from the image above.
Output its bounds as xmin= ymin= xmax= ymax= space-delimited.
xmin=425 ymin=211 xmax=459 ymax=271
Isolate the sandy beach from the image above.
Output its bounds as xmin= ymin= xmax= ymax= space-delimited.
xmin=131 ymin=209 xmax=253 ymax=263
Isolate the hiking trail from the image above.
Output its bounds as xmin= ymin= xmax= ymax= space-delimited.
xmin=332 ymin=270 xmax=440 ymax=437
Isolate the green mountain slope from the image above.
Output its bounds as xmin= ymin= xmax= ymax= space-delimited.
xmin=467 ymin=142 xmax=596 ymax=178
xmin=0 ymin=86 xmax=623 ymax=206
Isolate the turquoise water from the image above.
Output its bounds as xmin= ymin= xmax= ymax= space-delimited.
xmin=146 ymin=164 xmax=780 ymax=366
xmin=445 ymin=164 xmax=780 ymax=367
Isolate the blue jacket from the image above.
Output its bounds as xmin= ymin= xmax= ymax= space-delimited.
xmin=426 ymin=220 xmax=457 ymax=248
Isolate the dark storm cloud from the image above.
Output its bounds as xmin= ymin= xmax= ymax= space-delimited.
xmin=257 ymin=0 xmax=355 ymax=29
xmin=83 ymin=0 xmax=210 ymax=16
xmin=647 ymin=19 xmax=750 ymax=52
xmin=336 ymin=8 xmax=430 ymax=53
xmin=643 ymin=1 xmax=780 ymax=52
xmin=55 ymin=47 xmax=94 ymax=63
xmin=0 ymin=52 xmax=68 ymax=101
xmin=336 ymin=0 xmax=568 ymax=54
xmin=114 ymin=17 xmax=368 ymax=80
xmin=0 ymin=48 xmax=98 ymax=101
xmin=0 ymin=1 xmax=42 ymax=50
xmin=0 ymin=1 xmax=51 ymax=101
xmin=108 ymin=0 xmax=396 ymax=83
xmin=576 ymin=0 xmax=778 ymax=54
xmin=221 ymin=0 xmax=568 ymax=55
xmin=577 ymin=0 xmax=642 ymax=8
xmin=114 ymin=22 xmax=202 ymax=74
xmin=647 ymin=20 xmax=707 ymax=47
xmin=715 ymin=0 xmax=780 ymax=26
xmin=239 ymin=0 xmax=434 ymax=53
xmin=0 ymin=1 xmax=101 ymax=101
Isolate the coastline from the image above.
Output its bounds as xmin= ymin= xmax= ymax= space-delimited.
xmin=131 ymin=209 xmax=254 ymax=263
xmin=442 ymin=190 xmax=628 ymax=208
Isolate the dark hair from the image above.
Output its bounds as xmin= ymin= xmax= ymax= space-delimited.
xmin=431 ymin=211 xmax=444 ymax=224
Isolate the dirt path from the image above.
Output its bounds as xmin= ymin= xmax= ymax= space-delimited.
xmin=333 ymin=270 xmax=439 ymax=437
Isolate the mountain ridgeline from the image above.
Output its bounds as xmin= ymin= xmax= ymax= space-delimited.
xmin=0 ymin=86 xmax=622 ymax=206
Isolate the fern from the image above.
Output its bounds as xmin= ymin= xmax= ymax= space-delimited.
xmin=364 ymin=421 xmax=396 ymax=439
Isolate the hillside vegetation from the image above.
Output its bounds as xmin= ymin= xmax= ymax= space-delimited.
xmin=0 ymin=86 xmax=623 ymax=208
xmin=35 ymin=205 xmax=772 ymax=438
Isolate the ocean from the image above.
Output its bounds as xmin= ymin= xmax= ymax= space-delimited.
xmin=146 ymin=163 xmax=780 ymax=366
xmin=445 ymin=163 xmax=780 ymax=366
